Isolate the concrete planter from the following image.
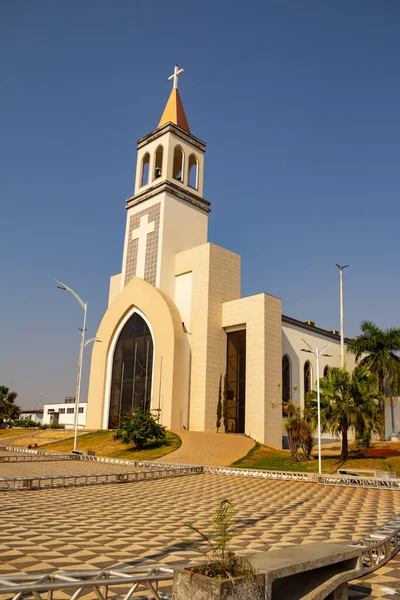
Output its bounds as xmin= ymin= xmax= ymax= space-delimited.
xmin=172 ymin=567 xmax=265 ymax=600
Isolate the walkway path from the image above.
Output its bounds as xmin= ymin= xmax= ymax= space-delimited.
xmin=158 ymin=430 xmax=255 ymax=466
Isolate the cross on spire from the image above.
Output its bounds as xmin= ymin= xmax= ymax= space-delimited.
xmin=168 ymin=64 xmax=184 ymax=90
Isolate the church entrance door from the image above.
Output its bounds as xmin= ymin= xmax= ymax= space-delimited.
xmin=226 ymin=330 xmax=246 ymax=434
xmin=108 ymin=311 xmax=153 ymax=429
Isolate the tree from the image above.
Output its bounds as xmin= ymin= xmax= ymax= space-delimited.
xmin=348 ymin=321 xmax=400 ymax=438
xmin=0 ymin=386 xmax=20 ymax=425
xmin=117 ymin=411 xmax=166 ymax=450
xmin=223 ymin=374 xmax=228 ymax=433
xmin=307 ymin=366 xmax=382 ymax=461
xmin=216 ymin=375 xmax=222 ymax=433
xmin=284 ymin=401 xmax=314 ymax=461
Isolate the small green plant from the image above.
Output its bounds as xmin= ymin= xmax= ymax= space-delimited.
xmin=181 ymin=499 xmax=255 ymax=580
xmin=216 ymin=375 xmax=222 ymax=433
xmin=117 ymin=411 xmax=166 ymax=450
xmin=383 ymin=461 xmax=395 ymax=471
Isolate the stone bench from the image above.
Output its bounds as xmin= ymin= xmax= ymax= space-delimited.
xmin=248 ymin=542 xmax=362 ymax=599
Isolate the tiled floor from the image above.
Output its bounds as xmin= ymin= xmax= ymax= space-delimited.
xmin=1 ymin=459 xmax=400 ymax=598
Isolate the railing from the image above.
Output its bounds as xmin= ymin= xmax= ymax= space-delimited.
xmin=0 ymin=466 xmax=203 ymax=491
xmin=4 ymin=445 xmax=400 ymax=490
xmin=0 ymin=454 xmax=79 ymax=463
xmin=206 ymin=465 xmax=316 ymax=482
xmin=0 ymin=564 xmax=178 ymax=600
xmin=350 ymin=514 xmax=400 ymax=573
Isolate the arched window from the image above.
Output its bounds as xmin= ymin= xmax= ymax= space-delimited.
xmin=304 ymin=361 xmax=312 ymax=396
xmin=173 ymin=146 xmax=184 ymax=182
xmin=108 ymin=312 xmax=153 ymax=429
xmin=154 ymin=146 xmax=163 ymax=180
xmin=323 ymin=365 xmax=329 ymax=378
xmin=282 ymin=355 xmax=291 ymax=416
xmin=282 ymin=356 xmax=291 ymax=402
xmin=141 ymin=153 xmax=150 ymax=186
xmin=188 ymin=154 xmax=198 ymax=189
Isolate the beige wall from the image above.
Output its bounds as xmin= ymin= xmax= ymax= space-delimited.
xmin=175 ymin=243 xmax=241 ymax=432
xmin=108 ymin=273 xmax=122 ymax=307
xmin=222 ymin=294 xmax=283 ymax=449
xmin=86 ymin=277 xmax=186 ymax=431
xmin=158 ymin=193 xmax=208 ymax=298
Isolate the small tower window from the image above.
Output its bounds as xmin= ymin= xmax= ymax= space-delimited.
xmin=188 ymin=154 xmax=198 ymax=189
xmin=323 ymin=365 xmax=329 ymax=378
xmin=141 ymin=153 xmax=150 ymax=187
xmin=154 ymin=146 xmax=163 ymax=180
xmin=173 ymin=146 xmax=184 ymax=182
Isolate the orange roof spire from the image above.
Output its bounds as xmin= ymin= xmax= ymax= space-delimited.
xmin=158 ymin=65 xmax=190 ymax=133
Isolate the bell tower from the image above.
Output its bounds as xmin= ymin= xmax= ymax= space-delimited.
xmin=120 ymin=66 xmax=210 ymax=299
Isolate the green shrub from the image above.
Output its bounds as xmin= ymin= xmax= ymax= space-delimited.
xmin=40 ymin=423 xmax=66 ymax=430
xmin=117 ymin=411 xmax=166 ymax=450
xmin=13 ymin=418 xmax=38 ymax=428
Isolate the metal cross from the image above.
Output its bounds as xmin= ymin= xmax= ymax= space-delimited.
xmin=168 ymin=64 xmax=184 ymax=89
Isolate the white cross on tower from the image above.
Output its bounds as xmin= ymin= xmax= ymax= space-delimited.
xmin=168 ymin=64 xmax=184 ymax=89
xmin=131 ymin=214 xmax=155 ymax=279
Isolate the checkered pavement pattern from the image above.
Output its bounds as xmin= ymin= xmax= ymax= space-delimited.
xmin=1 ymin=461 xmax=400 ymax=599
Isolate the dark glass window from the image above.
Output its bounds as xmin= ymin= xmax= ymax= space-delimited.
xmin=323 ymin=365 xmax=329 ymax=378
xmin=304 ymin=361 xmax=312 ymax=396
xmin=59 ymin=408 xmax=65 ymax=414
xmin=67 ymin=408 xmax=74 ymax=414
xmin=282 ymin=355 xmax=291 ymax=415
xmin=78 ymin=407 xmax=84 ymax=414
xmin=108 ymin=312 xmax=153 ymax=428
xmin=226 ymin=330 xmax=246 ymax=434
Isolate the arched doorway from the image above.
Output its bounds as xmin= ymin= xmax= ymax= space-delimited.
xmin=108 ymin=311 xmax=153 ymax=428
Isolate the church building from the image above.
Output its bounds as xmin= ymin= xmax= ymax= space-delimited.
xmin=86 ymin=67 xmax=356 ymax=449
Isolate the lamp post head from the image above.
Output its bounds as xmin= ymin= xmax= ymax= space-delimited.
xmin=335 ymin=264 xmax=349 ymax=270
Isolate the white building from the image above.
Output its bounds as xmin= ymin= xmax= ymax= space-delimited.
xmin=43 ymin=398 xmax=87 ymax=429
xmin=20 ymin=409 xmax=43 ymax=425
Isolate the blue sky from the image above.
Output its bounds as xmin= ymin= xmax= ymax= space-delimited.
xmin=1 ymin=0 xmax=400 ymax=408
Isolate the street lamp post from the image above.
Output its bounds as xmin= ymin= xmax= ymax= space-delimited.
xmin=301 ymin=338 xmax=332 ymax=475
xmin=54 ymin=280 xmax=100 ymax=452
xmin=335 ymin=264 xmax=349 ymax=368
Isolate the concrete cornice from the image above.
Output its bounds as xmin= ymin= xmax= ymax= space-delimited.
xmin=137 ymin=123 xmax=206 ymax=152
xmin=126 ymin=180 xmax=211 ymax=213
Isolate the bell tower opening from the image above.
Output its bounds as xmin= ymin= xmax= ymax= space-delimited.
xmin=173 ymin=146 xmax=184 ymax=182
xmin=154 ymin=145 xmax=163 ymax=180
xmin=141 ymin=153 xmax=150 ymax=187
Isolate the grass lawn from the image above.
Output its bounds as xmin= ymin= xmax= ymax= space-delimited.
xmin=0 ymin=428 xmax=28 ymax=438
xmin=39 ymin=430 xmax=182 ymax=461
xmin=232 ymin=442 xmax=400 ymax=474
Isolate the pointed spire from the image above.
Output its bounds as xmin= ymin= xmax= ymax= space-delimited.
xmin=158 ymin=65 xmax=190 ymax=133
xmin=158 ymin=88 xmax=190 ymax=133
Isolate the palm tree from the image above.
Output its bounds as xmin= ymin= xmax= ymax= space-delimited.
xmin=0 ymin=386 xmax=20 ymax=425
xmin=306 ymin=366 xmax=382 ymax=461
xmin=348 ymin=321 xmax=400 ymax=438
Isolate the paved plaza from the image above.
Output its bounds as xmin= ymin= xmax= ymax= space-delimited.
xmin=1 ymin=457 xmax=400 ymax=599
